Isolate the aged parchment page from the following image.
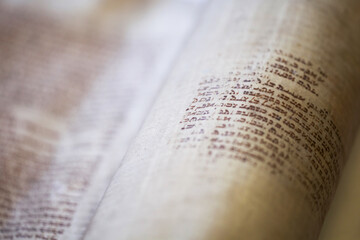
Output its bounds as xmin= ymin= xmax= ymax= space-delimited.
xmin=0 ymin=1 xmax=205 ymax=239
xmin=319 ymin=128 xmax=360 ymax=240
xmin=84 ymin=0 xmax=360 ymax=239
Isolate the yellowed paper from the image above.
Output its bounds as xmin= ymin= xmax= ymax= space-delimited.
xmin=84 ymin=0 xmax=360 ymax=239
xmin=320 ymin=128 xmax=360 ymax=240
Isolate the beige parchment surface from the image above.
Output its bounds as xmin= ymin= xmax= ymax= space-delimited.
xmin=84 ymin=1 xmax=360 ymax=240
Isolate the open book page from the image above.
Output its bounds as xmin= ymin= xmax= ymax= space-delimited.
xmin=0 ymin=1 xmax=205 ymax=239
xmin=84 ymin=0 xmax=360 ymax=239
xmin=319 ymin=128 xmax=360 ymax=240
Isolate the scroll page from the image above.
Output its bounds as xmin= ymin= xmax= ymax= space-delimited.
xmin=0 ymin=1 xmax=204 ymax=239
xmin=84 ymin=0 xmax=360 ymax=239
xmin=319 ymin=128 xmax=360 ymax=240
